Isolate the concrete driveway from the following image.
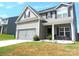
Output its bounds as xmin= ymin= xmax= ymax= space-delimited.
xmin=0 ymin=40 xmax=32 ymax=47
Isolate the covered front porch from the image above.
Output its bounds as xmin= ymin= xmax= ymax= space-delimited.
xmin=45 ymin=23 xmax=76 ymax=42
xmin=54 ymin=24 xmax=71 ymax=40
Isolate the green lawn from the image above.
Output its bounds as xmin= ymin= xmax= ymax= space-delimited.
xmin=0 ymin=41 xmax=79 ymax=56
xmin=0 ymin=34 xmax=15 ymax=40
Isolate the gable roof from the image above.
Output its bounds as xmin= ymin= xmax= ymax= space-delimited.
xmin=39 ymin=2 xmax=73 ymax=13
xmin=55 ymin=2 xmax=72 ymax=9
xmin=16 ymin=2 xmax=73 ymax=22
xmin=16 ymin=5 xmax=41 ymax=22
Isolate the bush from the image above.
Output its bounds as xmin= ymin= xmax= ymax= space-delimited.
xmin=47 ymin=35 xmax=52 ymax=40
xmin=33 ymin=35 xmax=40 ymax=41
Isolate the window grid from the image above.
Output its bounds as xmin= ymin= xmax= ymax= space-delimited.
xmin=59 ymin=27 xmax=70 ymax=37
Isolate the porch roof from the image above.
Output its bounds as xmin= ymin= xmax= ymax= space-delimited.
xmin=43 ymin=17 xmax=72 ymax=25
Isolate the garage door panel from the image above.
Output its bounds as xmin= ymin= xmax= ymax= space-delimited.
xmin=18 ymin=30 xmax=26 ymax=39
xmin=18 ymin=29 xmax=36 ymax=40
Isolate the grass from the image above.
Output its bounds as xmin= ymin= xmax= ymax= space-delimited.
xmin=0 ymin=41 xmax=79 ymax=56
xmin=0 ymin=34 xmax=15 ymax=40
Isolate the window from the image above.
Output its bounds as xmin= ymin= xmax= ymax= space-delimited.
xmin=26 ymin=11 xmax=28 ymax=17
xmin=65 ymin=32 xmax=70 ymax=37
xmin=25 ymin=10 xmax=30 ymax=18
xmin=59 ymin=27 xmax=64 ymax=36
xmin=65 ymin=27 xmax=70 ymax=31
xmin=57 ymin=8 xmax=68 ymax=18
xmin=51 ymin=11 xmax=55 ymax=19
xmin=63 ymin=13 xmax=68 ymax=17
xmin=60 ymin=27 xmax=64 ymax=31
xmin=46 ymin=13 xmax=47 ymax=19
xmin=57 ymin=14 xmax=62 ymax=18
xmin=65 ymin=27 xmax=70 ymax=37
xmin=42 ymin=14 xmax=46 ymax=19
xmin=24 ymin=12 xmax=26 ymax=18
xmin=47 ymin=12 xmax=51 ymax=18
xmin=60 ymin=32 xmax=64 ymax=36
xmin=59 ymin=27 xmax=70 ymax=37
xmin=28 ymin=11 xmax=30 ymax=17
xmin=50 ymin=11 xmax=52 ymax=18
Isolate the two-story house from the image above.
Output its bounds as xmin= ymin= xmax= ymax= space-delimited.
xmin=16 ymin=2 xmax=77 ymax=42
xmin=0 ymin=16 xmax=18 ymax=35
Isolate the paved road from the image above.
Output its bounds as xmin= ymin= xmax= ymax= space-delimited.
xmin=0 ymin=40 xmax=32 ymax=47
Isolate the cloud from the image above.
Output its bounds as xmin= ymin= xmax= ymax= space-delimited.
xmin=17 ymin=2 xmax=24 ymax=4
xmin=0 ymin=14 xmax=8 ymax=18
xmin=0 ymin=4 xmax=4 ymax=7
xmin=5 ymin=6 xmax=14 ymax=9
xmin=17 ymin=0 xmax=26 ymax=5
xmin=0 ymin=3 xmax=15 ymax=9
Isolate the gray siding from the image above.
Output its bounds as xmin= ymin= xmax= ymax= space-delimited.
xmin=39 ymin=20 xmax=46 ymax=39
xmin=7 ymin=16 xmax=18 ymax=35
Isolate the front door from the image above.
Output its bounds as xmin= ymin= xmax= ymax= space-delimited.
xmin=47 ymin=27 xmax=52 ymax=35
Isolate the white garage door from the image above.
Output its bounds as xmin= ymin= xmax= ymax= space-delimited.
xmin=18 ymin=29 xmax=36 ymax=40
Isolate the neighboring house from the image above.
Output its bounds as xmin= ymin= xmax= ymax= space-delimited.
xmin=16 ymin=2 xmax=77 ymax=42
xmin=0 ymin=16 xmax=18 ymax=35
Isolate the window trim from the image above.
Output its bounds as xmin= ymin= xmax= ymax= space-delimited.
xmin=57 ymin=7 xmax=68 ymax=18
xmin=59 ymin=26 xmax=70 ymax=37
xmin=28 ymin=11 xmax=30 ymax=17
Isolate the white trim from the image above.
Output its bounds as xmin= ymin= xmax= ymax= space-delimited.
xmin=55 ymin=3 xmax=72 ymax=9
xmin=16 ymin=6 xmax=41 ymax=22
xmin=59 ymin=26 xmax=70 ymax=37
xmin=39 ymin=3 xmax=72 ymax=13
xmin=57 ymin=7 xmax=69 ymax=19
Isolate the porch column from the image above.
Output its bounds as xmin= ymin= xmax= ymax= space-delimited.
xmin=1 ymin=25 xmax=3 ymax=34
xmin=52 ymin=24 xmax=54 ymax=41
xmin=71 ymin=22 xmax=76 ymax=42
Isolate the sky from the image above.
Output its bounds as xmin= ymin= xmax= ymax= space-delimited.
xmin=0 ymin=2 xmax=79 ymax=32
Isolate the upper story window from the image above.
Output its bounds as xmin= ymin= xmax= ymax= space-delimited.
xmin=57 ymin=8 xmax=68 ymax=18
xmin=26 ymin=11 xmax=30 ymax=17
xmin=24 ymin=10 xmax=30 ymax=18
xmin=46 ymin=12 xmax=53 ymax=19
xmin=46 ymin=13 xmax=47 ymax=19
xmin=46 ymin=12 xmax=51 ymax=19
xmin=28 ymin=11 xmax=30 ymax=17
xmin=68 ymin=7 xmax=72 ymax=17
xmin=45 ymin=11 xmax=55 ymax=19
xmin=51 ymin=11 xmax=56 ymax=19
xmin=42 ymin=13 xmax=46 ymax=19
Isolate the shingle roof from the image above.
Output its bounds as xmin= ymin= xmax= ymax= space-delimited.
xmin=3 ymin=16 xmax=18 ymax=20
xmin=38 ymin=2 xmax=72 ymax=14
xmin=38 ymin=6 xmax=56 ymax=13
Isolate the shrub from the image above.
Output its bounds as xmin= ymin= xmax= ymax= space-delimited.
xmin=33 ymin=35 xmax=40 ymax=41
xmin=47 ymin=35 xmax=52 ymax=40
